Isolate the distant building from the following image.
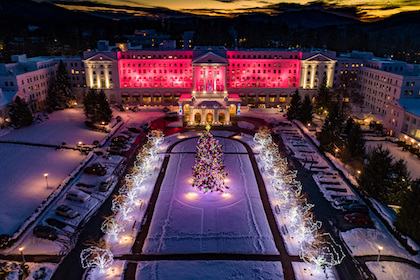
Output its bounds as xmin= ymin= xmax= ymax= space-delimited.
xmin=125 ymin=29 xmax=171 ymax=49
xmin=182 ymin=31 xmax=195 ymax=50
xmin=335 ymin=51 xmax=420 ymax=143
xmin=0 ymin=54 xmax=85 ymax=128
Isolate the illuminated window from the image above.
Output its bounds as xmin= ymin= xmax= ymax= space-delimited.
xmin=143 ymin=97 xmax=151 ymax=103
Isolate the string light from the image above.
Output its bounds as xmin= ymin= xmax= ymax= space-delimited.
xmin=254 ymin=129 xmax=345 ymax=270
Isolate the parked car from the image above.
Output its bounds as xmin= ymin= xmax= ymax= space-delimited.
xmin=118 ymin=133 xmax=133 ymax=139
xmin=84 ymin=163 xmax=107 ymax=176
xmin=128 ymin=127 xmax=142 ymax=133
xmin=55 ymin=205 xmax=79 ymax=219
xmin=76 ymin=182 xmax=96 ymax=189
xmin=99 ymin=177 xmax=115 ymax=192
xmin=163 ymin=107 xmax=170 ymax=113
xmin=66 ymin=189 xmax=91 ymax=203
xmin=343 ymin=203 xmax=369 ymax=214
xmin=112 ymin=136 xmax=129 ymax=144
xmin=33 ymin=225 xmax=58 ymax=240
xmin=164 ymin=112 xmax=178 ymax=121
xmin=45 ymin=218 xmax=75 ymax=234
xmin=116 ymin=116 xmax=122 ymax=122
xmin=107 ymin=146 xmax=125 ymax=155
xmin=110 ymin=141 xmax=127 ymax=149
xmin=344 ymin=212 xmax=373 ymax=225
xmin=333 ymin=196 xmax=359 ymax=209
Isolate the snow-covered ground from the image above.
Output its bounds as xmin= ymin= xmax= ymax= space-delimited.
xmin=143 ymin=136 xmax=278 ymax=254
xmin=0 ymin=144 xmax=86 ymax=235
xmin=0 ymin=108 xmax=107 ymax=146
xmin=292 ymin=262 xmax=335 ymax=280
xmin=135 ymin=261 xmax=284 ymax=280
xmin=365 ymin=261 xmax=420 ymax=280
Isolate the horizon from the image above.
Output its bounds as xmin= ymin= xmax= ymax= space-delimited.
xmin=35 ymin=0 xmax=420 ymax=21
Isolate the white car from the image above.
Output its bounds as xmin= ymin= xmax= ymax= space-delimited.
xmin=66 ymin=189 xmax=91 ymax=203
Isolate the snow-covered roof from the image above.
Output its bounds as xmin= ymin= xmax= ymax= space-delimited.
xmin=0 ymin=89 xmax=17 ymax=106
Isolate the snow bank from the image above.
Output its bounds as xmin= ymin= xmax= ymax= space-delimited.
xmin=366 ymin=261 xmax=420 ymax=280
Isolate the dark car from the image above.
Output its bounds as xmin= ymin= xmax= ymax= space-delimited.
xmin=128 ymin=127 xmax=142 ymax=133
xmin=344 ymin=212 xmax=373 ymax=225
xmin=163 ymin=107 xmax=170 ymax=113
xmin=84 ymin=163 xmax=107 ymax=176
xmin=45 ymin=218 xmax=71 ymax=231
xmin=112 ymin=136 xmax=129 ymax=144
xmin=111 ymin=141 xmax=127 ymax=148
xmin=33 ymin=225 xmax=58 ymax=240
xmin=55 ymin=205 xmax=79 ymax=219
xmin=116 ymin=116 xmax=122 ymax=122
xmin=76 ymin=182 xmax=96 ymax=189
xmin=107 ymin=146 xmax=125 ymax=155
xmin=164 ymin=112 xmax=178 ymax=121
xmin=343 ymin=203 xmax=369 ymax=214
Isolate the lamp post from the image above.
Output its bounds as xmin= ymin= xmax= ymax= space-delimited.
xmin=377 ymin=245 xmax=383 ymax=263
xmin=334 ymin=148 xmax=339 ymax=157
xmin=44 ymin=173 xmax=49 ymax=189
xmin=19 ymin=246 xmax=25 ymax=263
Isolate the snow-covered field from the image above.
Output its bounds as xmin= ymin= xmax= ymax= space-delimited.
xmin=143 ymin=137 xmax=278 ymax=254
xmin=365 ymin=261 xmax=420 ymax=280
xmin=136 ymin=261 xmax=284 ymax=280
xmin=0 ymin=144 xmax=86 ymax=235
xmin=0 ymin=108 xmax=107 ymax=146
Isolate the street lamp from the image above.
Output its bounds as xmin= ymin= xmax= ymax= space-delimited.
xmin=334 ymin=148 xmax=339 ymax=157
xmin=18 ymin=246 xmax=25 ymax=263
xmin=44 ymin=173 xmax=49 ymax=189
xmin=377 ymin=245 xmax=383 ymax=263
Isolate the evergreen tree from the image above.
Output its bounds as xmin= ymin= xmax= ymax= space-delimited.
xmin=317 ymin=102 xmax=343 ymax=153
xmin=315 ymin=76 xmax=333 ymax=115
xmin=286 ymin=89 xmax=302 ymax=121
xmin=96 ymin=90 xmax=113 ymax=124
xmin=345 ymin=120 xmax=365 ymax=161
xmin=298 ymin=94 xmax=313 ymax=124
xmin=8 ymin=96 xmax=33 ymax=128
xmin=192 ymin=128 xmax=228 ymax=193
xmin=387 ymin=159 xmax=411 ymax=203
xmin=46 ymin=60 xmax=73 ymax=110
xmin=357 ymin=145 xmax=394 ymax=199
xmin=83 ymin=88 xmax=98 ymax=121
xmin=395 ymin=180 xmax=420 ymax=244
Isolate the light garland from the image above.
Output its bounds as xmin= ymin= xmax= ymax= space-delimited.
xmin=254 ymin=129 xmax=345 ymax=271
xmin=80 ymin=246 xmax=113 ymax=273
xmin=101 ymin=215 xmax=124 ymax=241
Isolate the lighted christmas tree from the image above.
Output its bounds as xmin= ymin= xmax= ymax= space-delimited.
xmin=192 ymin=125 xmax=228 ymax=193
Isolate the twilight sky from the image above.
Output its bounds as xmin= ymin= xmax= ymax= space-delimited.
xmin=40 ymin=0 xmax=420 ymax=21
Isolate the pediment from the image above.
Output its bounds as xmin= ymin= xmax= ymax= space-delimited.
xmin=304 ymin=54 xmax=334 ymax=62
xmin=84 ymin=53 xmax=116 ymax=62
xmin=192 ymin=52 xmax=228 ymax=65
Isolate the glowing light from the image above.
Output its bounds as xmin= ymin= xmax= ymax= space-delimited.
xmin=221 ymin=193 xmax=231 ymax=198
xmin=119 ymin=235 xmax=133 ymax=245
xmin=357 ymin=170 xmax=361 ymax=174
xmin=18 ymin=247 xmax=24 ymax=252
xmin=378 ymin=245 xmax=383 ymax=251
xmin=307 ymin=123 xmax=311 ymax=127
xmin=78 ymin=141 xmax=83 ymax=146
xmin=43 ymin=173 xmax=48 ymax=178
xmin=178 ymin=104 xmax=183 ymax=115
xmin=186 ymin=192 xmax=198 ymax=199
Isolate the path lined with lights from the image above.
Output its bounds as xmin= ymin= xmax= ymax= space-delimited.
xmin=123 ymin=134 xmax=299 ymax=280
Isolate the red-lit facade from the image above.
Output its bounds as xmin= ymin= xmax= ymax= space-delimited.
xmin=83 ymin=47 xmax=335 ymax=112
